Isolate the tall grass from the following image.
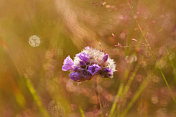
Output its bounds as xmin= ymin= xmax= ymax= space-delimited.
xmin=0 ymin=0 xmax=176 ymax=117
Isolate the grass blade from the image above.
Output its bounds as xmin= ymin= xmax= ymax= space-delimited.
xmin=120 ymin=74 xmax=152 ymax=117
xmin=79 ymin=107 xmax=85 ymax=117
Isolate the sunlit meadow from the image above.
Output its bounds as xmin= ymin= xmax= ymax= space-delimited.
xmin=0 ymin=0 xmax=176 ymax=117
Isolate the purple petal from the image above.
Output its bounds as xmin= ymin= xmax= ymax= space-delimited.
xmin=102 ymin=54 xmax=108 ymax=62
xmin=73 ymin=66 xmax=92 ymax=79
xmin=73 ymin=67 xmax=84 ymax=73
xmin=82 ymin=70 xmax=92 ymax=79
xmin=105 ymin=68 xmax=112 ymax=77
xmin=62 ymin=56 xmax=74 ymax=71
xmin=104 ymin=68 xmax=111 ymax=72
xmin=69 ymin=72 xmax=82 ymax=81
xmin=78 ymin=53 xmax=90 ymax=62
xmin=100 ymin=68 xmax=112 ymax=78
xmin=73 ymin=66 xmax=79 ymax=71
xmin=88 ymin=64 xmax=101 ymax=75
xmin=79 ymin=61 xmax=86 ymax=68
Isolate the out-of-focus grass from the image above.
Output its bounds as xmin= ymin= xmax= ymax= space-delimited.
xmin=0 ymin=0 xmax=176 ymax=117
xmin=120 ymin=73 xmax=153 ymax=117
xmin=24 ymin=77 xmax=50 ymax=117
xmin=79 ymin=107 xmax=85 ymax=117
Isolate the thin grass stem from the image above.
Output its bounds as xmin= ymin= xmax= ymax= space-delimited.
xmin=79 ymin=107 xmax=85 ymax=117
xmin=109 ymin=83 xmax=124 ymax=117
xmin=24 ymin=77 xmax=50 ymax=117
xmin=120 ymin=74 xmax=152 ymax=117
xmin=127 ymin=0 xmax=176 ymax=103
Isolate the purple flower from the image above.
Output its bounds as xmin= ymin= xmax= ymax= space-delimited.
xmin=79 ymin=61 xmax=86 ymax=68
xmin=99 ymin=68 xmax=112 ymax=78
xmin=78 ymin=53 xmax=90 ymax=62
xmin=73 ymin=67 xmax=92 ymax=80
xmin=88 ymin=64 xmax=101 ymax=75
xmin=62 ymin=46 xmax=116 ymax=81
xmin=104 ymin=68 xmax=111 ymax=73
xmin=102 ymin=54 xmax=108 ymax=62
xmin=73 ymin=66 xmax=79 ymax=71
xmin=69 ymin=72 xmax=82 ymax=81
xmin=82 ymin=70 xmax=92 ymax=79
xmin=62 ymin=56 xmax=74 ymax=71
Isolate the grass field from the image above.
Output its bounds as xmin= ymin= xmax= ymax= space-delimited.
xmin=0 ymin=0 xmax=176 ymax=117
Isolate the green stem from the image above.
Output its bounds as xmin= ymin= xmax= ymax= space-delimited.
xmin=120 ymin=74 xmax=152 ymax=117
xmin=24 ymin=77 xmax=50 ymax=117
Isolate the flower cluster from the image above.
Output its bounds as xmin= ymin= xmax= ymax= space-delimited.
xmin=62 ymin=46 xmax=116 ymax=81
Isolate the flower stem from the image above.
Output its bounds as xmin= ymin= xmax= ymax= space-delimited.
xmin=95 ymin=77 xmax=104 ymax=117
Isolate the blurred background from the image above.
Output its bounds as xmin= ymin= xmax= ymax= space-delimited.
xmin=0 ymin=0 xmax=176 ymax=117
